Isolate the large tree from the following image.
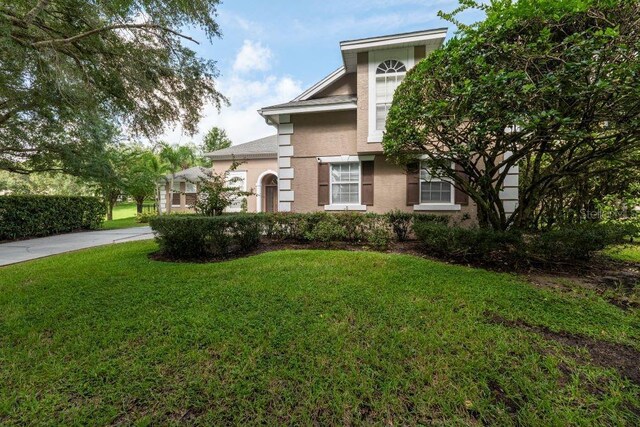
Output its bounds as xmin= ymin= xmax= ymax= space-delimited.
xmin=383 ymin=0 xmax=640 ymax=230
xmin=201 ymin=126 xmax=232 ymax=153
xmin=0 ymin=0 xmax=226 ymax=174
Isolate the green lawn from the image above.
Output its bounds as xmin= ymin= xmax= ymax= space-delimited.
xmin=0 ymin=242 xmax=638 ymax=425
xmin=606 ymin=243 xmax=640 ymax=263
xmin=101 ymin=202 xmax=147 ymax=230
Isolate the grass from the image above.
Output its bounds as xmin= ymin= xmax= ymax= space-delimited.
xmin=0 ymin=242 xmax=639 ymax=425
xmin=101 ymin=202 xmax=147 ymax=230
xmin=605 ymin=243 xmax=640 ymax=263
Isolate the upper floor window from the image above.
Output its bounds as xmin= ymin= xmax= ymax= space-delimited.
xmin=375 ymin=60 xmax=407 ymax=131
xmin=330 ymin=162 xmax=360 ymax=205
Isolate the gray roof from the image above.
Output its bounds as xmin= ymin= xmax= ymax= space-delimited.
xmin=261 ymin=95 xmax=357 ymax=112
xmin=205 ymin=134 xmax=278 ymax=160
xmin=162 ymin=166 xmax=210 ymax=183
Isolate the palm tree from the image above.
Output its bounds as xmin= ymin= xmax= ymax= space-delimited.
xmin=159 ymin=143 xmax=196 ymax=213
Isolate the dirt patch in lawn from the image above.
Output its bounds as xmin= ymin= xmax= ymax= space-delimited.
xmin=486 ymin=313 xmax=640 ymax=385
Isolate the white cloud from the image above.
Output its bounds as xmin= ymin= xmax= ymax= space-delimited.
xmin=233 ymin=40 xmax=273 ymax=73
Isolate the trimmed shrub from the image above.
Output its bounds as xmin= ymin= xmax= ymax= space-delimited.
xmin=526 ymin=222 xmax=638 ymax=262
xmin=0 ymin=196 xmax=105 ymax=241
xmin=150 ymin=215 xmax=261 ymax=259
xmin=136 ymin=212 xmax=157 ymax=224
xmin=304 ymin=214 xmax=348 ymax=243
xmin=413 ymin=221 xmax=523 ymax=263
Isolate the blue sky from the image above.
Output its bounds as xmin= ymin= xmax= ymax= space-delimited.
xmin=162 ymin=0 xmax=485 ymax=146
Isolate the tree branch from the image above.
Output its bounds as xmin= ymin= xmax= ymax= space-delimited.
xmin=23 ymin=0 xmax=50 ymax=24
xmin=31 ymin=23 xmax=200 ymax=47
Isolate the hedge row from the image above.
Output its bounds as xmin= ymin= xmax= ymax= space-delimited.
xmin=0 ymin=196 xmax=105 ymax=241
xmin=150 ymin=212 xmax=446 ymax=259
xmin=150 ymin=212 xmax=636 ymax=265
xmin=413 ymin=220 xmax=637 ymax=265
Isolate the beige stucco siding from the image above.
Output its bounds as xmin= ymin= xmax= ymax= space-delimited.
xmin=313 ymin=72 xmax=356 ymax=98
xmin=211 ymin=158 xmax=278 ymax=213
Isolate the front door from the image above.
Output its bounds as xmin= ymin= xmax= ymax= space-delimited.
xmin=264 ymin=175 xmax=278 ymax=213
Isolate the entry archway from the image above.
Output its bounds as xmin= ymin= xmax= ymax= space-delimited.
xmin=255 ymin=170 xmax=279 ymax=213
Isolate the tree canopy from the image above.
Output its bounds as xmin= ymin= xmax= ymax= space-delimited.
xmin=202 ymin=126 xmax=232 ymax=154
xmin=383 ymin=0 xmax=640 ymax=230
xmin=0 ymin=0 xmax=226 ymax=174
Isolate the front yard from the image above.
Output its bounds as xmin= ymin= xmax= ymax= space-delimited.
xmin=0 ymin=241 xmax=638 ymax=425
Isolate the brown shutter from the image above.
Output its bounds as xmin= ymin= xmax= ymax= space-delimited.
xmin=361 ymin=161 xmax=374 ymax=206
xmin=454 ymin=163 xmax=469 ymax=205
xmin=318 ymin=162 xmax=330 ymax=206
xmin=406 ymin=162 xmax=420 ymax=206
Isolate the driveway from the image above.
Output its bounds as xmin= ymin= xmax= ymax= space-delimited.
xmin=0 ymin=227 xmax=154 ymax=267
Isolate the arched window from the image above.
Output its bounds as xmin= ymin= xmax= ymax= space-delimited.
xmin=375 ymin=60 xmax=407 ymax=130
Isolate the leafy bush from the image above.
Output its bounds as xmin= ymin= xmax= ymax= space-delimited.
xmin=150 ymin=215 xmax=261 ymax=259
xmin=367 ymin=223 xmax=392 ymax=250
xmin=526 ymin=222 xmax=637 ymax=262
xmin=413 ymin=221 xmax=523 ymax=263
xmin=0 ymin=196 xmax=105 ymax=241
xmin=386 ymin=210 xmax=449 ymax=241
xmin=136 ymin=212 xmax=157 ymax=224
xmin=413 ymin=220 xmax=638 ymax=265
xmin=304 ymin=215 xmax=347 ymax=243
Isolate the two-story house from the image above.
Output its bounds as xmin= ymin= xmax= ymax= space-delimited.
xmin=160 ymin=28 xmax=519 ymax=221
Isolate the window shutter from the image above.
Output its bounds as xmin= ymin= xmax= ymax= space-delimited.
xmin=454 ymin=164 xmax=469 ymax=205
xmin=318 ymin=163 xmax=330 ymax=206
xmin=361 ymin=161 xmax=374 ymax=206
xmin=406 ymin=162 xmax=420 ymax=206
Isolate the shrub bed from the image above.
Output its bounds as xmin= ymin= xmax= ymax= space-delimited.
xmin=413 ymin=220 xmax=638 ymax=265
xmin=150 ymin=215 xmax=262 ymax=259
xmin=0 ymin=195 xmax=105 ymax=241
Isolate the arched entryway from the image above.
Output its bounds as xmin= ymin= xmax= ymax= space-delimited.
xmin=262 ymin=174 xmax=278 ymax=213
xmin=256 ymin=170 xmax=278 ymax=213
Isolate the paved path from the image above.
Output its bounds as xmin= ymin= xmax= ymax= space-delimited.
xmin=0 ymin=227 xmax=154 ymax=267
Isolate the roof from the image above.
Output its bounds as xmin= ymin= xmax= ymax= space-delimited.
xmin=205 ymin=134 xmax=278 ymax=160
xmin=339 ymin=28 xmax=448 ymax=50
xmin=162 ymin=166 xmax=210 ymax=183
xmin=293 ymin=67 xmax=346 ymax=102
xmin=259 ymin=95 xmax=357 ymax=117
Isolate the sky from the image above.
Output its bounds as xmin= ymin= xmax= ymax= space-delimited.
xmin=160 ymin=0 xmax=485 ymax=147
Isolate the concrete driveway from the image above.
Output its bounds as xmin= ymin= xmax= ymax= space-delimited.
xmin=0 ymin=227 xmax=154 ymax=267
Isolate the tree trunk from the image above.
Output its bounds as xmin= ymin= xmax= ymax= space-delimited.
xmin=136 ymin=197 xmax=144 ymax=214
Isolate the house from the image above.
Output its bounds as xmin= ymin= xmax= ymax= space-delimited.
xmin=161 ymin=28 xmax=519 ymax=220
xmin=159 ymin=135 xmax=278 ymax=213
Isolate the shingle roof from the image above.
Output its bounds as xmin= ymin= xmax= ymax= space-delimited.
xmin=260 ymin=95 xmax=357 ymax=112
xmin=162 ymin=166 xmax=210 ymax=183
xmin=205 ymin=134 xmax=278 ymax=160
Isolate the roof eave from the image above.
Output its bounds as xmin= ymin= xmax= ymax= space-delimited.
xmin=340 ymin=28 xmax=448 ymax=52
xmin=206 ymin=153 xmax=277 ymax=161
xmin=293 ymin=66 xmax=347 ymax=102
xmin=259 ymin=101 xmax=357 ymax=118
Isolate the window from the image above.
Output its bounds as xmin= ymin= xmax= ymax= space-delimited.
xmin=375 ymin=59 xmax=406 ymax=131
xmin=330 ymin=162 xmax=360 ymax=205
xmin=172 ymin=182 xmax=182 ymax=206
xmin=185 ymin=182 xmax=197 ymax=193
xmin=420 ymin=163 xmax=453 ymax=204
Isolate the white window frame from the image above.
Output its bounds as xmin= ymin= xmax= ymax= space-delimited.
xmin=320 ymin=156 xmax=371 ymax=211
xmin=330 ymin=162 xmax=361 ymax=206
xmin=185 ymin=182 xmax=197 ymax=194
xmin=414 ymin=161 xmax=461 ymax=211
xmin=225 ymin=170 xmax=247 ymax=213
xmin=368 ymin=47 xmax=414 ymax=143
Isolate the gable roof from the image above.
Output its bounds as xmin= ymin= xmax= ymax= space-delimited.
xmin=161 ymin=166 xmax=210 ymax=183
xmin=205 ymin=134 xmax=278 ymax=160
xmin=293 ymin=67 xmax=346 ymax=102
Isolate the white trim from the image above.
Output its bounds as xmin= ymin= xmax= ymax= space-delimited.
xmin=414 ymin=204 xmax=461 ymax=212
xmin=324 ymin=205 xmax=367 ymax=212
xmin=368 ymin=48 xmax=413 ymax=142
xmin=340 ymin=29 xmax=447 ymax=52
xmin=255 ymin=170 xmax=278 ymax=213
xmin=294 ymin=67 xmax=346 ymax=101
xmin=260 ymin=101 xmax=357 ymax=117
xmin=419 ymin=161 xmax=456 ymax=205
xmin=329 ymin=162 xmax=361 ymax=206
xmin=318 ymin=154 xmax=375 ymax=163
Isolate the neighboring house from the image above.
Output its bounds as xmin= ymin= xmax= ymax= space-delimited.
xmin=158 ymin=135 xmax=278 ymax=213
xmin=162 ymin=28 xmax=519 ymax=220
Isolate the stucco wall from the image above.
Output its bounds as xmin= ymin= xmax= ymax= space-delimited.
xmin=289 ymin=110 xmax=477 ymax=223
xmin=313 ymin=72 xmax=356 ymax=98
xmin=212 ymin=158 xmax=278 ymax=213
